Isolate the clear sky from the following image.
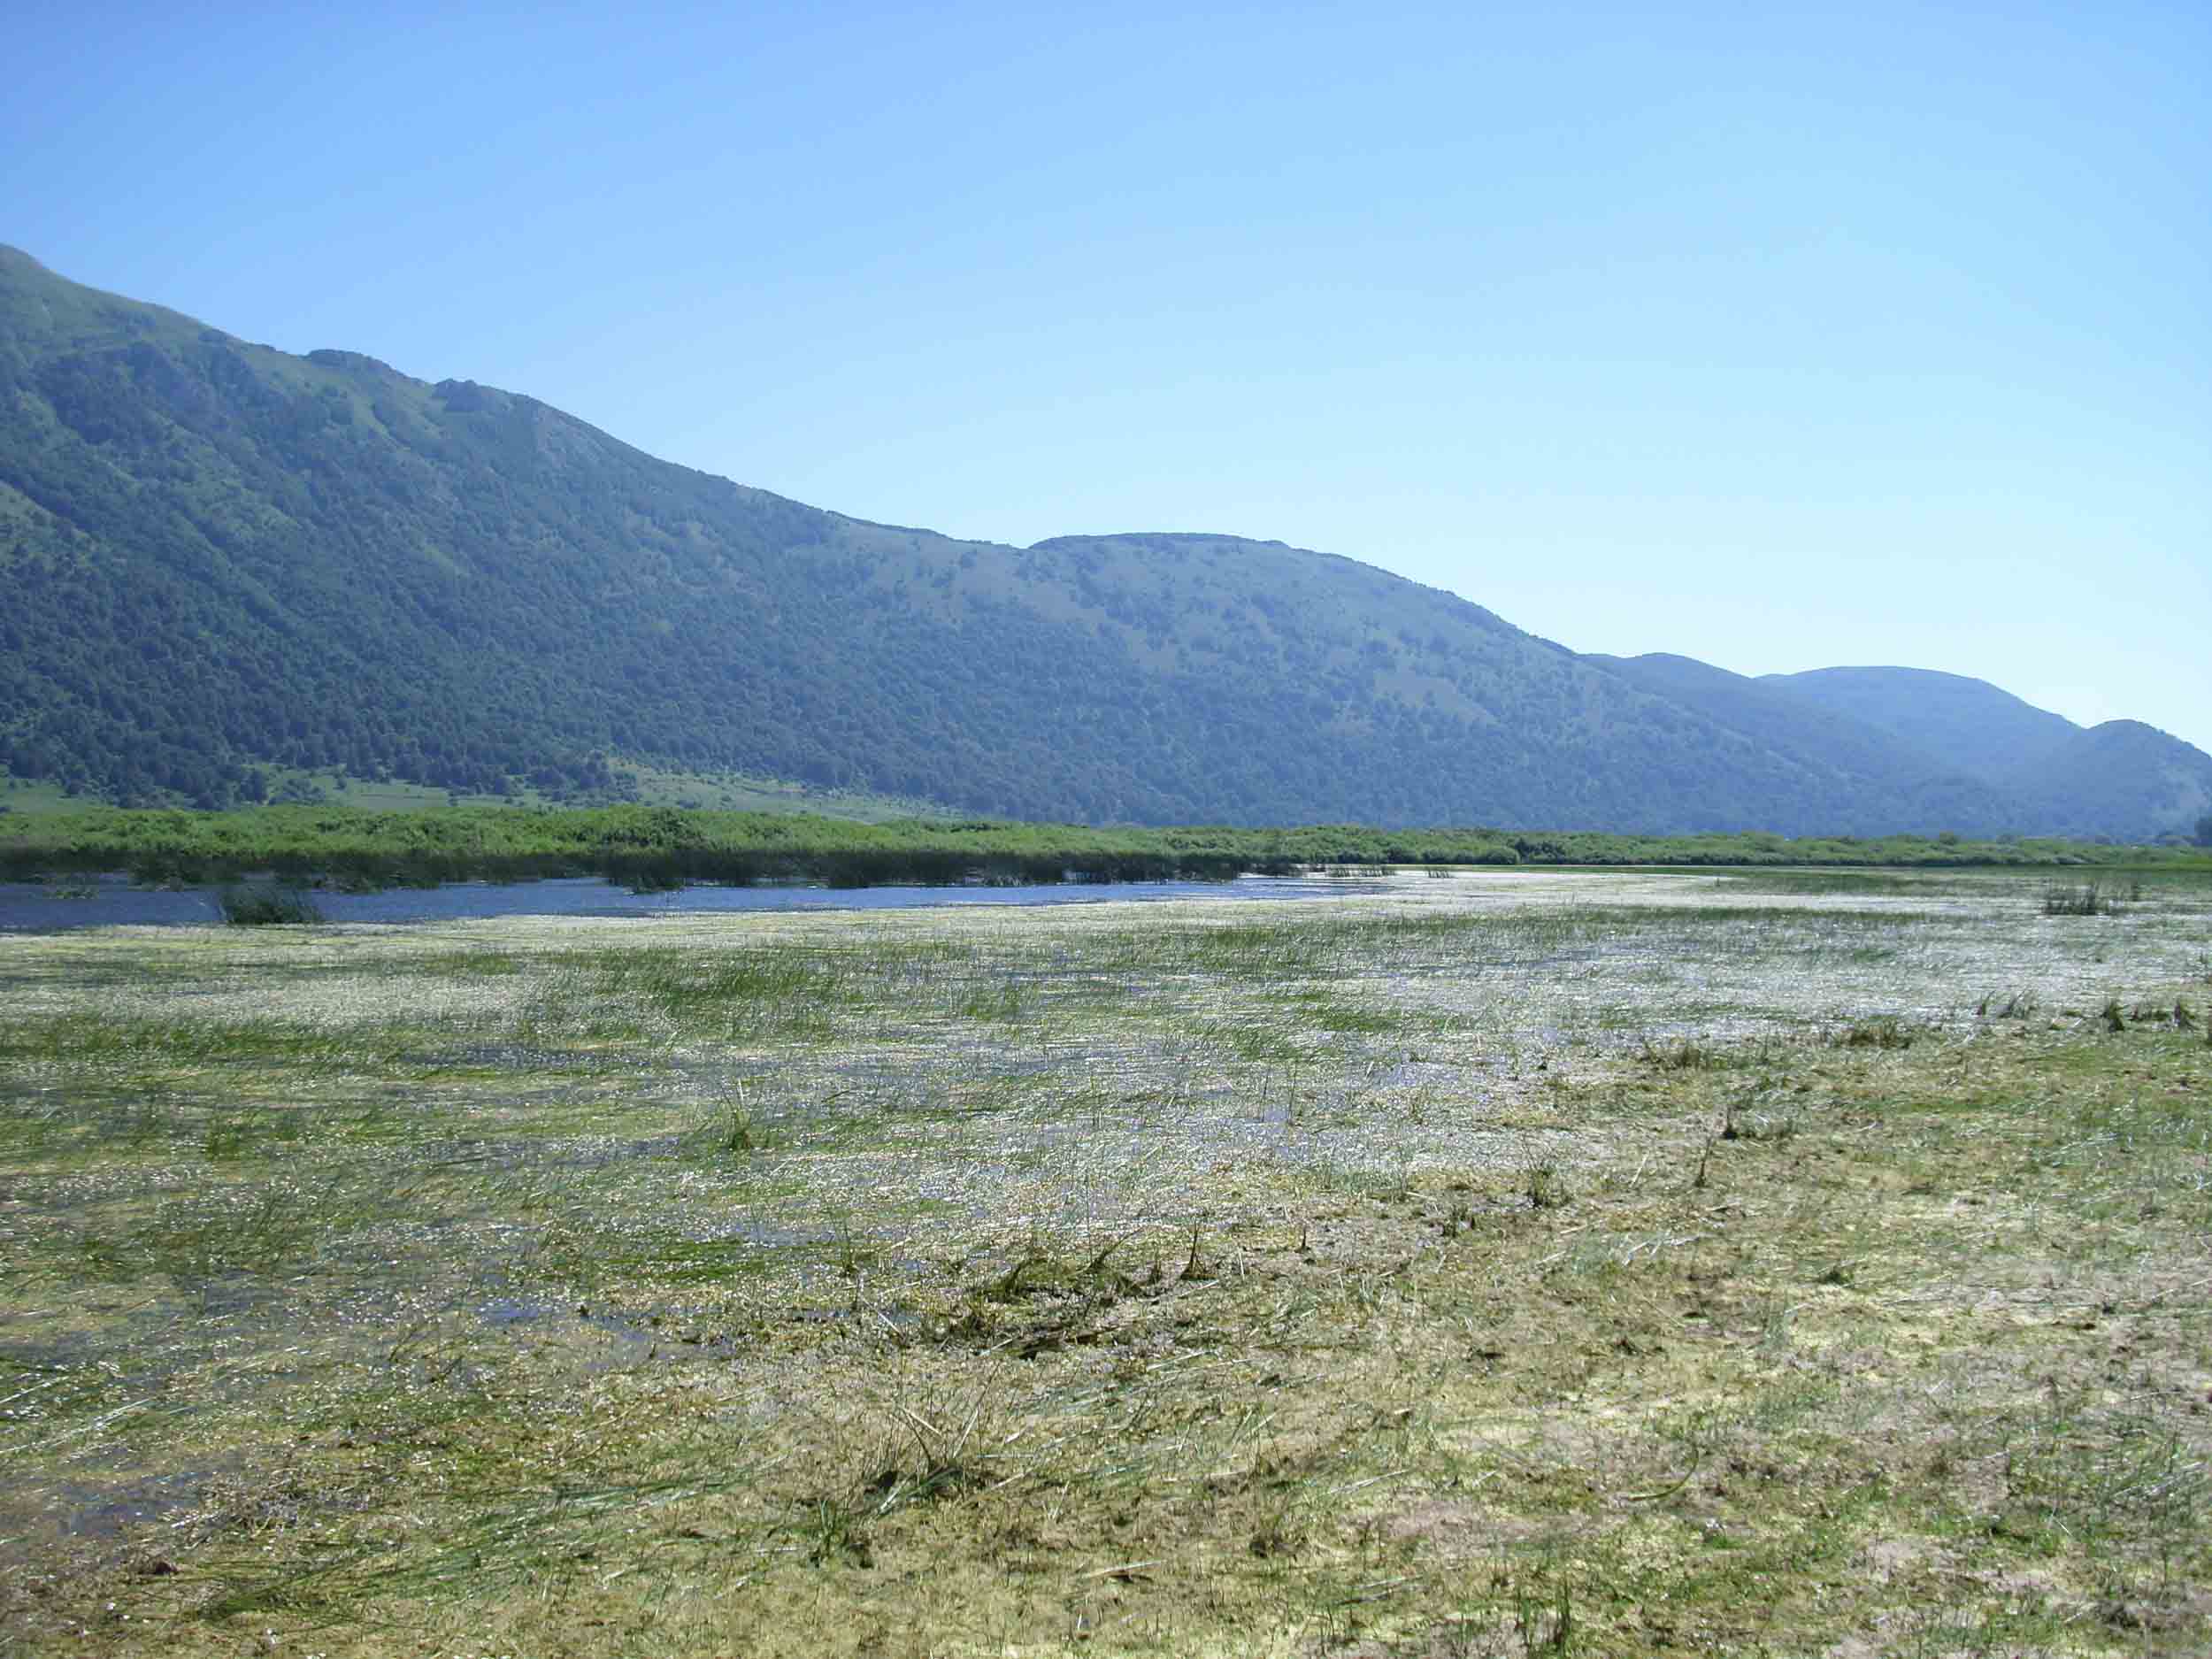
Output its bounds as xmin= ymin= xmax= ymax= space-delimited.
xmin=10 ymin=2 xmax=2208 ymax=753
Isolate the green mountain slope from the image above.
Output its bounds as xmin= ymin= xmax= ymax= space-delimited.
xmin=1581 ymin=654 xmax=2023 ymax=833
xmin=3 ymin=247 xmax=2204 ymax=837
xmin=1760 ymin=666 xmax=2079 ymax=781
xmin=2008 ymin=720 xmax=2212 ymax=841
xmin=1763 ymin=666 xmax=2212 ymax=840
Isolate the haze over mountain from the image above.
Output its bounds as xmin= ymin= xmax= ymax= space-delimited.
xmin=1763 ymin=667 xmax=2083 ymax=781
xmin=3 ymin=248 xmax=2207 ymax=841
xmin=1599 ymin=657 xmax=2211 ymax=843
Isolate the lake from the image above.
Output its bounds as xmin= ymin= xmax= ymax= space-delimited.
xmin=0 ymin=870 xmax=1387 ymax=931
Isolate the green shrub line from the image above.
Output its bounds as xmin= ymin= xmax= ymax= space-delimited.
xmin=2 ymin=803 xmax=2206 ymax=890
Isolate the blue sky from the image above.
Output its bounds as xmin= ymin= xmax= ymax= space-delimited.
xmin=10 ymin=1 xmax=2209 ymax=754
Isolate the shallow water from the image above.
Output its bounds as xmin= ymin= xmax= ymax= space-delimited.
xmin=0 ymin=871 xmax=1380 ymax=932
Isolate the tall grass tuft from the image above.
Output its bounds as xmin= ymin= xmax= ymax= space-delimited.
xmin=2042 ymin=880 xmax=2121 ymax=917
xmin=215 ymin=883 xmax=324 ymax=926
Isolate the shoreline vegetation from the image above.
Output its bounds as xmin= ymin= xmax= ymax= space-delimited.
xmin=4 ymin=804 xmax=2207 ymax=892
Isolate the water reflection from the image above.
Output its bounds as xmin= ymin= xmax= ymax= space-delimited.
xmin=0 ymin=872 xmax=1382 ymax=932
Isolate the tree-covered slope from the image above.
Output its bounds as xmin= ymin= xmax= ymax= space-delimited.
xmin=1760 ymin=665 xmax=2079 ymax=782
xmin=1760 ymin=665 xmax=2212 ymax=839
xmin=2007 ymin=721 xmax=2212 ymax=841
xmin=1580 ymin=653 xmax=2024 ymax=833
xmin=2 ymin=246 xmax=2203 ymax=837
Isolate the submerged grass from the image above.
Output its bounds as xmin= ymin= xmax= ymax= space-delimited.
xmin=0 ymin=870 xmax=2208 ymax=1655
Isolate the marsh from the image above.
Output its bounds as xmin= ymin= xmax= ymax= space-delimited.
xmin=2 ymin=869 xmax=2206 ymax=1655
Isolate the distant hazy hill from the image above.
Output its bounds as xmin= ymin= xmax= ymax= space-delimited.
xmin=1999 ymin=721 xmax=2212 ymax=841
xmin=1765 ymin=668 xmax=2212 ymax=841
xmin=3 ymin=246 xmax=2205 ymax=838
xmin=1579 ymin=654 xmax=2025 ymax=832
xmin=1761 ymin=667 xmax=2079 ymax=780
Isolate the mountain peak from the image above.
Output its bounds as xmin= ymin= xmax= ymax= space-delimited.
xmin=305 ymin=347 xmax=406 ymax=378
xmin=1027 ymin=532 xmax=1292 ymax=554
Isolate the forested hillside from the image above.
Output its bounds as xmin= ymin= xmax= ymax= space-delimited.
xmin=3 ymin=247 xmax=2206 ymax=838
xmin=1762 ymin=667 xmax=2080 ymax=780
xmin=1765 ymin=668 xmax=2212 ymax=841
xmin=1578 ymin=654 xmax=2025 ymax=833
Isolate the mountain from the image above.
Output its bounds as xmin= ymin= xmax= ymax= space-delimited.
xmin=1764 ymin=668 xmax=2212 ymax=841
xmin=1761 ymin=667 xmax=2079 ymax=781
xmin=3 ymin=246 xmax=2205 ymax=839
xmin=1578 ymin=654 xmax=2025 ymax=832
xmin=2001 ymin=721 xmax=2212 ymax=841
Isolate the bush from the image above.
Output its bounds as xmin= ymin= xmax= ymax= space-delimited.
xmin=215 ymin=883 xmax=324 ymax=926
xmin=2041 ymin=881 xmax=2118 ymax=917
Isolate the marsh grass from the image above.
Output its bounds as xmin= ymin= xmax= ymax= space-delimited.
xmin=2 ymin=872 xmax=2208 ymax=1655
xmin=2042 ymin=879 xmax=2139 ymax=916
xmin=1720 ymin=868 xmax=1953 ymax=897
xmin=1831 ymin=1014 xmax=1916 ymax=1048
xmin=706 ymin=1077 xmax=783 ymax=1153
xmin=1638 ymin=1034 xmax=1721 ymax=1070
xmin=212 ymin=883 xmax=323 ymax=926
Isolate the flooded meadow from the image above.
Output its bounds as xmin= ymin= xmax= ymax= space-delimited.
xmin=3 ymin=868 xmax=2208 ymax=1655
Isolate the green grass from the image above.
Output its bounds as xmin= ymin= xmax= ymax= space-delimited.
xmin=2043 ymin=878 xmax=2136 ymax=916
xmin=0 ymin=776 xmax=81 ymax=816
xmin=0 ymin=872 xmax=2208 ymax=1655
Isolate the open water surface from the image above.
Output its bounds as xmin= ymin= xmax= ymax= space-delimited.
xmin=0 ymin=872 xmax=1381 ymax=932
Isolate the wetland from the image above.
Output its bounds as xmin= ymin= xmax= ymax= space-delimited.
xmin=2 ymin=868 xmax=2208 ymax=1655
